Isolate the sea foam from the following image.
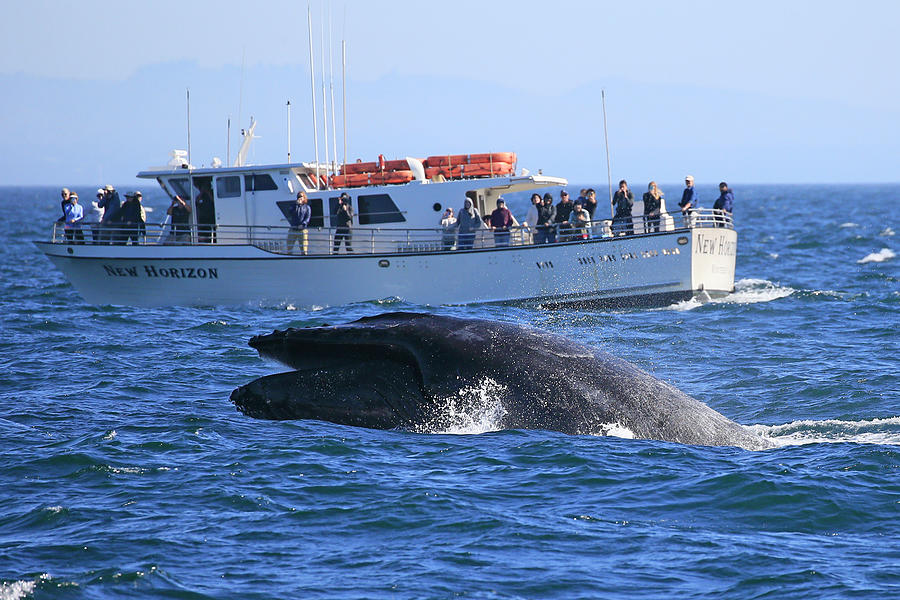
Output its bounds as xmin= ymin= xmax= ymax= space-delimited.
xmin=857 ymin=248 xmax=895 ymax=264
xmin=748 ymin=416 xmax=900 ymax=447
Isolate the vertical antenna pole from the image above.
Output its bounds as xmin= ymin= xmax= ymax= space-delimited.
xmin=601 ymin=89 xmax=614 ymax=218
xmin=307 ymin=5 xmax=320 ymax=188
xmin=320 ymin=12 xmax=330 ymax=180
xmin=186 ymin=88 xmax=192 ymax=166
xmin=226 ymin=117 xmax=231 ymax=166
xmin=287 ymin=100 xmax=292 ymax=163
xmin=329 ymin=6 xmax=338 ymax=174
xmin=238 ymin=47 xmax=245 ymax=155
xmin=342 ymin=39 xmax=348 ymax=168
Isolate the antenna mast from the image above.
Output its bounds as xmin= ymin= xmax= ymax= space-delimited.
xmin=237 ymin=47 xmax=245 ymax=157
xmin=342 ymin=39 xmax=348 ymax=168
xmin=320 ymin=12 xmax=330 ymax=180
xmin=186 ymin=88 xmax=192 ymax=167
xmin=601 ymin=89 xmax=613 ymax=218
xmin=329 ymin=7 xmax=338 ymax=174
xmin=307 ymin=5 xmax=320 ymax=188
xmin=286 ymin=100 xmax=292 ymax=163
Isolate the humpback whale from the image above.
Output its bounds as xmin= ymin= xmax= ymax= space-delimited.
xmin=231 ymin=312 xmax=771 ymax=450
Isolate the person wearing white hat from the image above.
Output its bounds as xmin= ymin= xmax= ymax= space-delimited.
xmin=679 ymin=175 xmax=699 ymax=224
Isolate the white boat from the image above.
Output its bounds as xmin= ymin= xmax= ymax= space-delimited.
xmin=36 ymin=139 xmax=736 ymax=309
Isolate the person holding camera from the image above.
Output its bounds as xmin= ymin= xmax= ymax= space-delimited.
xmin=167 ymin=195 xmax=192 ymax=242
xmin=333 ymin=192 xmax=353 ymax=253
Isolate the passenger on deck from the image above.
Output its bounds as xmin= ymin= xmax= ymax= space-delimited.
xmin=98 ymin=185 xmax=121 ymax=243
xmin=195 ymin=184 xmax=216 ymax=243
xmin=120 ymin=191 xmax=144 ymax=245
xmin=63 ymin=192 xmax=84 ymax=244
xmin=456 ymin=198 xmax=482 ymax=250
xmin=713 ymin=182 xmax=734 ymax=227
xmin=583 ymin=188 xmax=598 ymax=220
xmin=440 ymin=207 xmax=457 ymax=250
xmin=333 ymin=192 xmax=354 ymax=253
xmin=490 ymin=198 xmax=513 ymax=247
xmin=612 ymin=180 xmax=635 ymax=236
xmin=286 ymin=191 xmax=311 ymax=254
xmin=555 ymin=190 xmax=574 ymax=241
xmin=643 ymin=181 xmax=663 ymax=233
xmin=571 ymin=200 xmax=591 ymax=240
xmin=577 ymin=188 xmax=587 ymax=207
xmin=524 ymin=193 xmax=541 ymax=242
xmin=537 ymin=193 xmax=557 ymax=244
xmin=679 ymin=175 xmax=699 ymax=223
xmin=58 ymin=188 xmax=71 ymax=223
xmin=167 ymin=195 xmax=192 ymax=243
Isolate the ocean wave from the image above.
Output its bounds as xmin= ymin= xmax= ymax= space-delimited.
xmin=0 ymin=574 xmax=51 ymax=600
xmin=749 ymin=416 xmax=900 ymax=447
xmin=857 ymin=248 xmax=895 ymax=264
xmin=839 ymin=222 xmax=859 ymax=228
xmin=880 ymin=227 xmax=895 ymax=237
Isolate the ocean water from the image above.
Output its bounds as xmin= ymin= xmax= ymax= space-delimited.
xmin=1 ymin=184 xmax=898 ymax=599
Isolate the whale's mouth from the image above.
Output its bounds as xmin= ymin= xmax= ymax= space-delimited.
xmin=230 ymin=360 xmax=427 ymax=427
xmin=232 ymin=326 xmax=432 ymax=427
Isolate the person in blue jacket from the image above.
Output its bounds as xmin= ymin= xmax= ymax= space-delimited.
xmin=287 ymin=191 xmax=312 ymax=254
xmin=63 ymin=192 xmax=84 ymax=244
xmin=679 ymin=175 xmax=699 ymax=223
xmin=713 ymin=181 xmax=734 ymax=227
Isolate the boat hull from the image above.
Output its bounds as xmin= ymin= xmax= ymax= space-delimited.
xmin=34 ymin=228 xmax=736 ymax=309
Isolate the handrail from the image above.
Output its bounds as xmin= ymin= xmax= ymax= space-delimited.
xmin=48 ymin=208 xmax=733 ymax=255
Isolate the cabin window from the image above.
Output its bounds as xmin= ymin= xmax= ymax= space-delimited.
xmin=244 ymin=174 xmax=279 ymax=192
xmin=275 ymin=197 xmax=324 ymax=228
xmin=167 ymin=178 xmax=191 ymax=199
xmin=356 ymin=194 xmax=406 ymax=225
xmin=216 ymin=176 xmax=241 ymax=198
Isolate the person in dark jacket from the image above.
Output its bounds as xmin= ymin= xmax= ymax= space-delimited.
xmin=97 ymin=185 xmax=121 ymax=243
xmin=537 ymin=193 xmax=557 ymax=244
xmin=333 ymin=192 xmax=353 ymax=253
xmin=612 ymin=179 xmax=634 ymax=236
xmin=679 ymin=175 xmax=699 ymax=224
xmin=287 ymin=191 xmax=312 ymax=253
xmin=58 ymin=188 xmax=71 ymax=223
xmin=167 ymin=195 xmax=192 ymax=242
xmin=195 ymin=184 xmax=216 ymax=243
xmin=713 ymin=181 xmax=734 ymax=227
xmin=119 ymin=191 xmax=144 ymax=245
xmin=555 ymin=190 xmax=574 ymax=241
xmin=489 ymin=198 xmax=514 ymax=247
xmin=642 ymin=181 xmax=663 ymax=233
xmin=583 ymin=188 xmax=598 ymax=219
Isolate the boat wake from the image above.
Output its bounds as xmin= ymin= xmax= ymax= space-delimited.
xmin=748 ymin=416 xmax=900 ymax=447
xmin=666 ymin=278 xmax=794 ymax=311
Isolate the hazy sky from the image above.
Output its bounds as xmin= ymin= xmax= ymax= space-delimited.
xmin=3 ymin=0 xmax=898 ymax=185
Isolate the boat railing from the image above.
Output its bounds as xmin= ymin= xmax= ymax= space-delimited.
xmin=49 ymin=208 xmax=733 ymax=254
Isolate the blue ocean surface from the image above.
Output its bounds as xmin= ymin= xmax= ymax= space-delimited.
xmin=1 ymin=183 xmax=898 ymax=599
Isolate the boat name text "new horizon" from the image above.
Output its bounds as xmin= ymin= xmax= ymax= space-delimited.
xmin=694 ymin=232 xmax=737 ymax=257
xmin=103 ymin=265 xmax=219 ymax=279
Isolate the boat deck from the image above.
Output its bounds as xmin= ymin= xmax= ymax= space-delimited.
xmin=48 ymin=209 xmax=733 ymax=257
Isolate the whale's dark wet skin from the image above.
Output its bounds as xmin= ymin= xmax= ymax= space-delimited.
xmin=232 ymin=312 xmax=771 ymax=449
